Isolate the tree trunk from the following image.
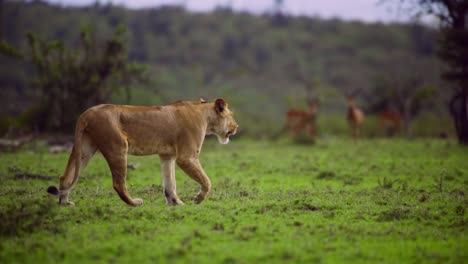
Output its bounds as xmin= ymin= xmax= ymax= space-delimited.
xmin=403 ymin=98 xmax=413 ymax=139
xmin=450 ymin=90 xmax=468 ymax=145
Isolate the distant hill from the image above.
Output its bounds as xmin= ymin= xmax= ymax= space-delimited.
xmin=0 ymin=1 xmax=446 ymax=136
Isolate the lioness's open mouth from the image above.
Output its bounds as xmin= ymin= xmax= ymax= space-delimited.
xmin=217 ymin=129 xmax=236 ymax=144
xmin=226 ymin=129 xmax=236 ymax=139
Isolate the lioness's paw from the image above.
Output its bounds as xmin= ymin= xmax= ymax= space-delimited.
xmin=193 ymin=194 xmax=206 ymax=204
xmin=132 ymin=198 xmax=144 ymax=206
xmin=166 ymin=198 xmax=184 ymax=206
xmin=59 ymin=200 xmax=75 ymax=206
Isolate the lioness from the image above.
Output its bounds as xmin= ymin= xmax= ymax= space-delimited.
xmin=47 ymin=98 xmax=238 ymax=206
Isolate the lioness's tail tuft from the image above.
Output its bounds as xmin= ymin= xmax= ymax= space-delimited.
xmin=47 ymin=186 xmax=59 ymax=195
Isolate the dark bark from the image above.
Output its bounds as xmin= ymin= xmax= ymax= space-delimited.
xmin=437 ymin=1 xmax=468 ymax=144
xmin=403 ymin=99 xmax=413 ymax=139
xmin=449 ymin=90 xmax=468 ymax=145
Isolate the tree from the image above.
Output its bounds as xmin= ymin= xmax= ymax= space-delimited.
xmin=369 ymin=61 xmax=436 ymax=138
xmin=289 ymin=61 xmax=320 ymax=104
xmin=1 ymin=27 xmax=147 ymax=132
xmin=387 ymin=0 xmax=468 ymax=144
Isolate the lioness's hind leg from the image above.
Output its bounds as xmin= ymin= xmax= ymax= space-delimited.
xmin=58 ymin=134 xmax=97 ymax=205
xmin=101 ymin=140 xmax=143 ymax=206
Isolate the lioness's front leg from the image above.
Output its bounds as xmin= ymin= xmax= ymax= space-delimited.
xmin=160 ymin=155 xmax=184 ymax=205
xmin=176 ymin=158 xmax=211 ymax=204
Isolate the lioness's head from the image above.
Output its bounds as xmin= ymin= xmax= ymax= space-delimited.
xmin=209 ymin=98 xmax=238 ymax=144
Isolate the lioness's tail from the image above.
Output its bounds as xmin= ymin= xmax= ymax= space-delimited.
xmin=69 ymin=116 xmax=86 ymax=189
xmin=46 ymin=116 xmax=87 ymax=196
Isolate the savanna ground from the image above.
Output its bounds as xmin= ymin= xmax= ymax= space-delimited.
xmin=0 ymin=138 xmax=467 ymax=263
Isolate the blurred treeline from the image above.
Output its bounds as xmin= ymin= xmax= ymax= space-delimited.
xmin=0 ymin=1 xmax=452 ymax=138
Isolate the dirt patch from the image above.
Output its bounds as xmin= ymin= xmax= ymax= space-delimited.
xmin=15 ymin=173 xmax=54 ymax=181
xmin=377 ymin=207 xmax=411 ymax=221
xmin=316 ymin=171 xmax=337 ymax=180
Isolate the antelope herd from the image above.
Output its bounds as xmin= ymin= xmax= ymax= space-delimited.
xmin=284 ymin=97 xmax=402 ymax=140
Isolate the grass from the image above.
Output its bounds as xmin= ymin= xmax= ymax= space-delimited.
xmin=0 ymin=138 xmax=467 ymax=263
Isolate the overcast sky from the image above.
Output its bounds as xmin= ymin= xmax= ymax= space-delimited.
xmin=45 ymin=0 xmax=420 ymax=23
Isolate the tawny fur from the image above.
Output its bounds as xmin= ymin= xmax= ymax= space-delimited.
xmin=47 ymin=98 xmax=238 ymax=206
xmin=379 ymin=110 xmax=401 ymax=137
xmin=347 ymin=96 xmax=365 ymax=140
xmin=284 ymin=102 xmax=319 ymax=137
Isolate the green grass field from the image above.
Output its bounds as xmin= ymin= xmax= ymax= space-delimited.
xmin=0 ymin=138 xmax=467 ymax=263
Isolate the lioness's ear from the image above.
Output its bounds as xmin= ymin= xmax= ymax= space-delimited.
xmin=215 ymin=98 xmax=226 ymax=113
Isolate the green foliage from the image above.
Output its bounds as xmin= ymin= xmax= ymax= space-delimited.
xmin=2 ymin=25 xmax=147 ymax=132
xmin=0 ymin=139 xmax=467 ymax=262
xmin=24 ymin=27 xmax=146 ymax=131
xmin=0 ymin=41 xmax=23 ymax=58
